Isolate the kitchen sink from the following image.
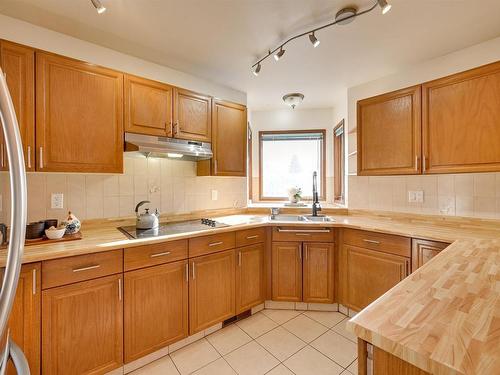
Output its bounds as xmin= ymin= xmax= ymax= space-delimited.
xmin=303 ymin=215 xmax=335 ymax=222
xmin=269 ymin=214 xmax=334 ymax=222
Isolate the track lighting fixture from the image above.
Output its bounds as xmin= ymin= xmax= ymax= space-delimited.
xmin=309 ymin=32 xmax=320 ymax=48
xmin=377 ymin=0 xmax=392 ymax=14
xmin=90 ymin=0 xmax=106 ymax=14
xmin=251 ymin=0 xmax=392 ymax=76
xmin=274 ymin=48 xmax=285 ymax=61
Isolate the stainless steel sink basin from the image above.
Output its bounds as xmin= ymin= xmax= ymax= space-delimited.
xmin=269 ymin=214 xmax=334 ymax=222
xmin=303 ymin=215 xmax=335 ymax=222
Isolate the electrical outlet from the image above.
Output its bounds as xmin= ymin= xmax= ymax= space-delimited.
xmin=51 ymin=193 xmax=64 ymax=209
xmin=408 ymin=190 xmax=424 ymax=203
xmin=211 ymin=190 xmax=218 ymax=201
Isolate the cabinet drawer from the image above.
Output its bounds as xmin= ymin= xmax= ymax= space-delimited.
xmin=124 ymin=240 xmax=188 ymax=271
xmin=235 ymin=227 xmax=266 ymax=247
xmin=189 ymin=232 xmax=236 ymax=257
xmin=343 ymin=229 xmax=410 ymax=257
xmin=272 ymin=226 xmax=334 ymax=243
xmin=42 ymin=250 xmax=123 ymax=289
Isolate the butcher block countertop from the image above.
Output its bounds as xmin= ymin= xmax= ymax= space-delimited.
xmin=1 ymin=208 xmax=499 ymax=375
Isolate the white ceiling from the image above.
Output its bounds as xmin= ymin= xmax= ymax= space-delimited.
xmin=1 ymin=0 xmax=500 ymax=110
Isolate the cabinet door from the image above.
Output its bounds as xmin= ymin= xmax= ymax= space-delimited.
xmin=173 ymin=88 xmax=211 ymax=142
xmin=199 ymin=100 xmax=246 ymax=176
xmin=3 ymin=263 xmax=41 ymax=375
xmin=42 ymin=274 xmax=123 ymax=375
xmin=124 ymin=74 xmax=173 ymax=137
xmin=271 ymin=242 xmax=302 ymax=302
xmin=189 ymin=249 xmax=235 ymax=334
xmin=36 ymin=52 xmax=123 ymax=173
xmin=303 ymin=243 xmax=334 ymax=304
xmin=411 ymin=239 xmax=449 ymax=271
xmin=124 ymin=260 xmax=188 ymax=363
xmin=235 ymin=244 xmax=265 ymax=314
xmin=345 ymin=245 xmax=409 ymax=311
xmin=422 ymin=61 xmax=500 ymax=174
xmin=357 ymin=85 xmax=421 ymax=175
xmin=0 ymin=41 xmax=35 ymax=171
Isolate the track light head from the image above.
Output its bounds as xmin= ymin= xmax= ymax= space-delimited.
xmin=377 ymin=0 xmax=391 ymax=14
xmin=253 ymin=63 xmax=261 ymax=76
xmin=274 ymin=48 xmax=285 ymax=61
xmin=91 ymin=0 xmax=106 ymax=14
xmin=309 ymin=32 xmax=320 ymax=48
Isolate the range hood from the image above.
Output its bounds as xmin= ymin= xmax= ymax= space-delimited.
xmin=125 ymin=133 xmax=213 ymax=161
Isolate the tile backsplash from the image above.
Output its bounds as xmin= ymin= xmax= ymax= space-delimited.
xmin=0 ymin=155 xmax=247 ymax=224
xmin=348 ymin=173 xmax=500 ymax=219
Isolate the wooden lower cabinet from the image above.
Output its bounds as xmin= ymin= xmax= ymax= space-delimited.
xmin=124 ymin=260 xmax=188 ymax=363
xmin=235 ymin=244 xmax=265 ymax=314
xmin=189 ymin=250 xmax=235 ymax=334
xmin=42 ymin=274 xmax=123 ymax=375
xmin=411 ymin=239 xmax=449 ymax=271
xmin=345 ymin=245 xmax=410 ymax=311
xmin=303 ymin=242 xmax=334 ymax=303
xmin=5 ymin=263 xmax=41 ymax=375
xmin=271 ymin=242 xmax=302 ymax=302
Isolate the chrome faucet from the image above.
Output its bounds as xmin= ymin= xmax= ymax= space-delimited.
xmin=312 ymin=171 xmax=321 ymax=216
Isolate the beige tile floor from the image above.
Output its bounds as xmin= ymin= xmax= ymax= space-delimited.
xmin=130 ymin=309 xmax=357 ymax=375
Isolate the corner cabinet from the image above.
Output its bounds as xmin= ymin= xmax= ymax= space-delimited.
xmin=357 ymin=85 xmax=422 ymax=175
xmin=124 ymin=74 xmax=173 ymax=137
xmin=198 ymin=99 xmax=247 ymax=176
xmin=0 ymin=40 xmax=35 ymax=172
xmin=411 ymin=238 xmax=449 ymax=271
xmin=36 ymin=52 xmax=124 ymax=173
xmin=271 ymin=242 xmax=302 ymax=302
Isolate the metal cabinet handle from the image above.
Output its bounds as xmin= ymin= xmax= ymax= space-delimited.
xmin=185 ymin=263 xmax=189 ymax=283
xmin=363 ymin=239 xmax=380 ymax=244
xmin=118 ymin=278 xmax=122 ymax=301
xmin=238 ymin=251 xmax=242 ymax=267
xmin=150 ymin=251 xmax=171 ymax=258
xmin=192 ymin=262 xmax=196 ymax=279
xmin=27 ymin=146 xmax=31 ymax=169
xmin=72 ymin=264 xmax=100 ymax=273
xmin=305 ymin=247 xmax=308 ymax=260
xmin=1 ymin=144 xmax=4 ymax=168
xmin=39 ymin=147 xmax=43 ymax=169
xmin=208 ymin=241 xmax=223 ymax=247
xmin=277 ymin=228 xmax=330 ymax=233
xmin=415 ymin=155 xmax=419 ymax=171
xmin=32 ymin=269 xmax=36 ymax=295
xmin=246 ymin=235 xmax=259 ymax=239
xmin=423 ymin=155 xmax=427 ymax=172
xmin=298 ymin=248 xmax=302 ymax=260
xmin=295 ymin=233 xmax=311 ymax=236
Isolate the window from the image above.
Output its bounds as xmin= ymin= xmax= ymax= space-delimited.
xmin=333 ymin=120 xmax=345 ymax=204
xmin=259 ymin=130 xmax=325 ymax=200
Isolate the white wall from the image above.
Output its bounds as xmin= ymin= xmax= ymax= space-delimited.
xmin=0 ymin=14 xmax=246 ymax=104
xmin=347 ymin=36 xmax=500 ymax=218
xmin=249 ymin=107 xmax=345 ymax=203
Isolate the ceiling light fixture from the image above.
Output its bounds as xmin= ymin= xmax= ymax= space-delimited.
xmin=251 ymin=0 xmax=391 ymax=75
xmin=309 ymin=32 xmax=320 ymax=48
xmin=377 ymin=0 xmax=392 ymax=14
xmin=283 ymin=93 xmax=304 ymax=109
xmin=90 ymin=0 xmax=106 ymax=14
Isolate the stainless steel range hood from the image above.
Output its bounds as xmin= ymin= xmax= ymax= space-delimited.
xmin=125 ymin=133 xmax=213 ymax=161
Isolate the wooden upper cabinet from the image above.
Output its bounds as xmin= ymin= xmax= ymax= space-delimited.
xmin=411 ymin=239 xmax=449 ymax=271
xmin=199 ymin=100 xmax=247 ymax=176
xmin=36 ymin=52 xmax=123 ymax=173
xmin=42 ymin=274 xmax=123 ymax=375
xmin=0 ymin=41 xmax=35 ymax=171
xmin=345 ymin=244 xmax=409 ymax=311
xmin=124 ymin=74 xmax=173 ymax=137
xmin=124 ymin=260 xmax=188 ymax=363
xmin=303 ymin=243 xmax=334 ymax=304
xmin=4 ymin=263 xmax=41 ymax=375
xmin=422 ymin=61 xmax=500 ymax=174
xmin=357 ymin=85 xmax=422 ymax=175
xmin=189 ymin=250 xmax=235 ymax=334
xmin=271 ymin=242 xmax=302 ymax=302
xmin=173 ymin=88 xmax=211 ymax=142
xmin=235 ymin=243 xmax=265 ymax=314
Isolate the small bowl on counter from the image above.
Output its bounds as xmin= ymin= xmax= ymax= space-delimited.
xmin=26 ymin=221 xmax=45 ymax=239
xmin=45 ymin=226 xmax=66 ymax=240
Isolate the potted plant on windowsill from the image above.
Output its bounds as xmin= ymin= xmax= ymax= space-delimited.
xmin=287 ymin=187 xmax=302 ymax=204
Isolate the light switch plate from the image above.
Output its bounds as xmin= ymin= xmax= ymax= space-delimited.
xmin=408 ymin=190 xmax=424 ymax=203
xmin=51 ymin=193 xmax=64 ymax=209
xmin=211 ymin=190 xmax=218 ymax=201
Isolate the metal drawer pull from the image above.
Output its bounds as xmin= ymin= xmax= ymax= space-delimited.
xmin=295 ymin=233 xmax=311 ymax=236
xmin=72 ymin=264 xmax=101 ymax=273
xmin=208 ymin=241 xmax=223 ymax=247
xmin=246 ymin=235 xmax=259 ymax=239
xmin=277 ymin=228 xmax=330 ymax=233
xmin=150 ymin=251 xmax=171 ymax=258
xmin=363 ymin=239 xmax=380 ymax=244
